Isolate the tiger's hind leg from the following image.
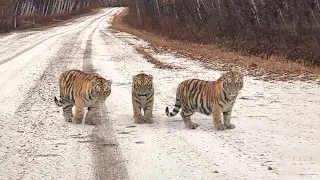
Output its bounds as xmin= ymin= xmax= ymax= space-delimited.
xmin=180 ymin=108 xmax=198 ymax=129
xmin=85 ymin=107 xmax=99 ymax=125
xmin=62 ymin=105 xmax=73 ymax=122
xmin=72 ymin=98 xmax=84 ymax=124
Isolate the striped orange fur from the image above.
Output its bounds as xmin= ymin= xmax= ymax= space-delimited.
xmin=54 ymin=69 xmax=112 ymax=124
xmin=132 ymin=73 xmax=154 ymax=124
xmin=166 ymin=71 xmax=243 ymax=130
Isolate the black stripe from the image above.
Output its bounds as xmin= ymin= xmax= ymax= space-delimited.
xmin=63 ymin=105 xmax=72 ymax=110
xmin=221 ymin=90 xmax=227 ymax=105
xmin=146 ymin=92 xmax=154 ymax=102
xmin=189 ymin=80 xmax=199 ymax=98
xmin=182 ymin=110 xmax=193 ymax=117
xmin=223 ymin=111 xmax=231 ymax=115
xmin=134 ymin=93 xmax=140 ymax=99
xmin=173 ymin=109 xmax=179 ymax=113
xmin=223 ymin=89 xmax=229 ymax=101
xmin=88 ymin=91 xmax=93 ymax=100
xmin=199 ymin=83 xmax=208 ymax=114
xmin=206 ymin=89 xmax=211 ymax=112
xmin=182 ymin=105 xmax=192 ymax=112
xmin=196 ymin=81 xmax=205 ymax=109
xmin=208 ymin=103 xmax=212 ymax=113
xmin=186 ymin=80 xmax=196 ymax=98
xmin=201 ymin=98 xmax=210 ymax=115
xmin=194 ymin=82 xmax=203 ymax=110
xmin=189 ymin=80 xmax=199 ymax=110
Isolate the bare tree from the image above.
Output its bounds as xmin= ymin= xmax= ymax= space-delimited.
xmin=127 ymin=0 xmax=320 ymax=65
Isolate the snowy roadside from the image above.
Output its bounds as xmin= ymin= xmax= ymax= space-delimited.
xmin=0 ymin=8 xmax=125 ymax=179
xmin=92 ymin=9 xmax=320 ymax=180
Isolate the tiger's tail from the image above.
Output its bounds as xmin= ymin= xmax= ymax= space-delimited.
xmin=165 ymin=92 xmax=182 ymax=117
xmin=54 ymin=96 xmax=67 ymax=107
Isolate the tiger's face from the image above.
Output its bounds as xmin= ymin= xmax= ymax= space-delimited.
xmin=133 ymin=73 xmax=153 ymax=97
xmin=222 ymin=71 xmax=244 ymax=97
xmin=90 ymin=78 xmax=112 ymax=101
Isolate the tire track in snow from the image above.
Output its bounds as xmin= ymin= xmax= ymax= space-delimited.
xmin=2 ymin=9 xmax=118 ymax=179
xmin=11 ymin=30 xmax=85 ymax=179
xmin=0 ymin=10 xmax=110 ymax=66
xmin=82 ymin=9 xmax=129 ymax=180
xmin=0 ymin=10 xmax=114 ymax=93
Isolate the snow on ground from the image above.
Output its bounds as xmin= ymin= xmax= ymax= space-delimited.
xmin=0 ymin=7 xmax=320 ymax=180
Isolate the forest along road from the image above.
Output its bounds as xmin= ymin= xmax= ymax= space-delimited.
xmin=0 ymin=7 xmax=320 ymax=180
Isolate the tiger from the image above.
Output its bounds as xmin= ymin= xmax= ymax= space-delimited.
xmin=132 ymin=73 xmax=154 ymax=124
xmin=54 ymin=69 xmax=112 ymax=125
xmin=165 ymin=71 xmax=243 ymax=130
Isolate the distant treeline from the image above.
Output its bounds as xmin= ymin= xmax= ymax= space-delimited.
xmin=126 ymin=0 xmax=320 ymax=66
xmin=102 ymin=0 xmax=129 ymax=7
xmin=0 ymin=0 xmax=130 ymax=32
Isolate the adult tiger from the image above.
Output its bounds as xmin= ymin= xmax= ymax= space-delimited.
xmin=54 ymin=69 xmax=112 ymax=124
xmin=165 ymin=71 xmax=243 ymax=130
xmin=132 ymin=73 xmax=154 ymax=124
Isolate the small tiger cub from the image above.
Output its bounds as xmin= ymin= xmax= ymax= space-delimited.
xmin=132 ymin=73 xmax=154 ymax=124
xmin=54 ymin=69 xmax=112 ymax=125
xmin=166 ymin=71 xmax=243 ymax=130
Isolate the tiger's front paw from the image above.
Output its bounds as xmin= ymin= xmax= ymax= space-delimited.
xmin=65 ymin=116 xmax=72 ymax=122
xmin=134 ymin=116 xmax=144 ymax=124
xmin=214 ymin=124 xmax=227 ymax=131
xmin=226 ymin=124 xmax=236 ymax=129
xmin=72 ymin=116 xmax=83 ymax=124
xmin=145 ymin=117 xmax=153 ymax=124
xmin=85 ymin=118 xmax=95 ymax=125
xmin=186 ymin=122 xmax=199 ymax=129
xmin=219 ymin=124 xmax=227 ymax=130
xmin=85 ymin=113 xmax=98 ymax=125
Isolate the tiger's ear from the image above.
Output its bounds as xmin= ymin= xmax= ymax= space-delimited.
xmin=107 ymin=79 xmax=112 ymax=86
xmin=90 ymin=78 xmax=98 ymax=86
xmin=239 ymin=72 xmax=244 ymax=79
xmin=148 ymin=74 xmax=153 ymax=80
xmin=219 ymin=72 xmax=227 ymax=80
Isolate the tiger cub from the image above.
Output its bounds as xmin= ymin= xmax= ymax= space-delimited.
xmin=132 ymin=73 xmax=154 ymax=124
xmin=166 ymin=71 xmax=243 ymax=130
xmin=54 ymin=69 xmax=112 ymax=124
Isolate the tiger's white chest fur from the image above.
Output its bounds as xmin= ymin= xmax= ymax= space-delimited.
xmin=221 ymin=99 xmax=236 ymax=112
xmin=219 ymin=95 xmax=237 ymax=112
xmin=137 ymin=95 xmax=148 ymax=108
xmin=83 ymin=98 xmax=101 ymax=107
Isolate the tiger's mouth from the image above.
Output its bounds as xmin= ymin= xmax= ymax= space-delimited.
xmin=137 ymin=92 xmax=149 ymax=97
xmin=98 ymin=95 xmax=107 ymax=101
xmin=229 ymin=92 xmax=238 ymax=97
xmin=97 ymin=91 xmax=110 ymax=101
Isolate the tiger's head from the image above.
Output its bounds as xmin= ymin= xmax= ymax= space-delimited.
xmin=221 ymin=71 xmax=244 ymax=97
xmin=132 ymin=73 xmax=153 ymax=97
xmin=90 ymin=77 xmax=112 ymax=102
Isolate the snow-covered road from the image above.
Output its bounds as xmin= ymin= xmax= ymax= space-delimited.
xmin=0 ymin=8 xmax=320 ymax=180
